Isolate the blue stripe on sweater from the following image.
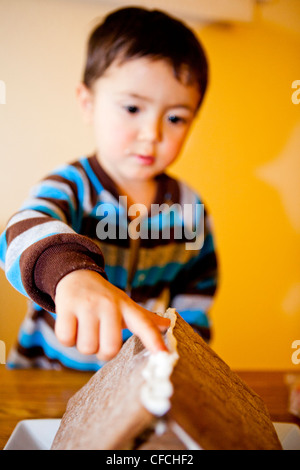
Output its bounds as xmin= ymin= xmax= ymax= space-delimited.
xmin=199 ymin=232 xmax=214 ymax=258
xmin=51 ymin=165 xmax=87 ymax=230
xmin=5 ymin=230 xmax=76 ymax=298
xmin=130 ymin=263 xmax=182 ymax=288
xmin=18 ymin=329 xmax=102 ymax=371
xmin=19 ymin=202 xmax=64 ymax=221
xmin=195 ymin=278 xmax=217 ymax=290
xmin=14 ymin=327 xmax=133 ymax=371
xmin=5 ymin=258 xmax=29 ymax=297
xmin=79 ymin=157 xmax=104 ymax=195
xmin=32 ymin=185 xmax=77 ymax=225
xmin=105 ymin=265 xmax=128 ymax=287
xmin=0 ymin=231 xmax=7 ymax=264
xmin=179 ymin=309 xmax=210 ymax=328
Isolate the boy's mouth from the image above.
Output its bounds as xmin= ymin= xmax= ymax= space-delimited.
xmin=134 ymin=154 xmax=155 ymax=165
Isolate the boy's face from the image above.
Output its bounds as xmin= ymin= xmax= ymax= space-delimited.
xmin=78 ymin=57 xmax=200 ymax=185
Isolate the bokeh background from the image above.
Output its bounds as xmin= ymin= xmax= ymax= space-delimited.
xmin=0 ymin=0 xmax=299 ymax=370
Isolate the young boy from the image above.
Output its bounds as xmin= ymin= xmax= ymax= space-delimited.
xmin=0 ymin=7 xmax=218 ymax=370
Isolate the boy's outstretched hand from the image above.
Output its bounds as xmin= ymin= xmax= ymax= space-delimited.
xmin=54 ymin=270 xmax=170 ymax=361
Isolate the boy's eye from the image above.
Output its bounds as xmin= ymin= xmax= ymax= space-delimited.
xmin=125 ymin=105 xmax=139 ymax=114
xmin=168 ymin=115 xmax=186 ymax=124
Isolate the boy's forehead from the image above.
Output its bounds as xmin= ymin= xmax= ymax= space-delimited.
xmin=103 ymin=56 xmax=174 ymax=80
xmin=96 ymin=57 xmax=200 ymax=107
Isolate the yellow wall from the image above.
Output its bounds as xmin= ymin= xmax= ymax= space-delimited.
xmin=0 ymin=0 xmax=299 ymax=370
xmin=171 ymin=3 xmax=300 ymax=369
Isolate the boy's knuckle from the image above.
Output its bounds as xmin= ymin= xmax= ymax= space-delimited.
xmin=77 ymin=343 xmax=95 ymax=355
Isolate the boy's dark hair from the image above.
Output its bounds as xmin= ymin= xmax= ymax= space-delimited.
xmin=83 ymin=7 xmax=209 ymax=108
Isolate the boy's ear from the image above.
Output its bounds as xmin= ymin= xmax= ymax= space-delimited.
xmin=76 ymin=82 xmax=94 ymax=123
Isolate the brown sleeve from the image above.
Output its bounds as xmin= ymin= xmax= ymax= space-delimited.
xmin=20 ymin=233 xmax=107 ymax=313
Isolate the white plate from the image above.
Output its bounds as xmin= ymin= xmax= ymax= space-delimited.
xmin=4 ymin=419 xmax=61 ymax=450
xmin=273 ymin=422 xmax=300 ymax=450
xmin=3 ymin=419 xmax=300 ymax=450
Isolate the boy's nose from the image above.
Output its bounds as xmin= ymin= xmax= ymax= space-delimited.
xmin=138 ymin=118 xmax=162 ymax=143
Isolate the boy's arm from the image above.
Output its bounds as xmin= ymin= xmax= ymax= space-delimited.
xmin=0 ymin=163 xmax=170 ymax=356
xmin=0 ymin=163 xmax=107 ymax=312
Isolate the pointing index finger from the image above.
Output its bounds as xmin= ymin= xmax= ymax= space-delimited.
xmin=123 ymin=306 xmax=170 ymax=354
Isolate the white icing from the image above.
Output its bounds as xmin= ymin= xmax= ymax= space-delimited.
xmin=154 ymin=419 xmax=168 ymax=436
xmin=140 ymin=309 xmax=203 ymax=448
xmin=170 ymin=421 xmax=203 ymax=450
xmin=140 ymin=308 xmax=179 ymax=416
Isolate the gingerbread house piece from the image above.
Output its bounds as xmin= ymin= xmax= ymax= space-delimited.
xmin=51 ymin=310 xmax=282 ymax=450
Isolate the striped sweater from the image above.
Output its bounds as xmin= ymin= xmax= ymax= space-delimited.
xmin=0 ymin=154 xmax=218 ymax=370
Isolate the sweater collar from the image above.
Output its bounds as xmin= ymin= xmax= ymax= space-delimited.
xmin=88 ymin=154 xmax=180 ymax=206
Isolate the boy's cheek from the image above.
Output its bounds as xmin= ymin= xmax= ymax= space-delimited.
xmin=110 ymin=127 xmax=136 ymax=154
xmin=162 ymin=138 xmax=187 ymax=163
xmin=94 ymin=120 xmax=135 ymax=153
